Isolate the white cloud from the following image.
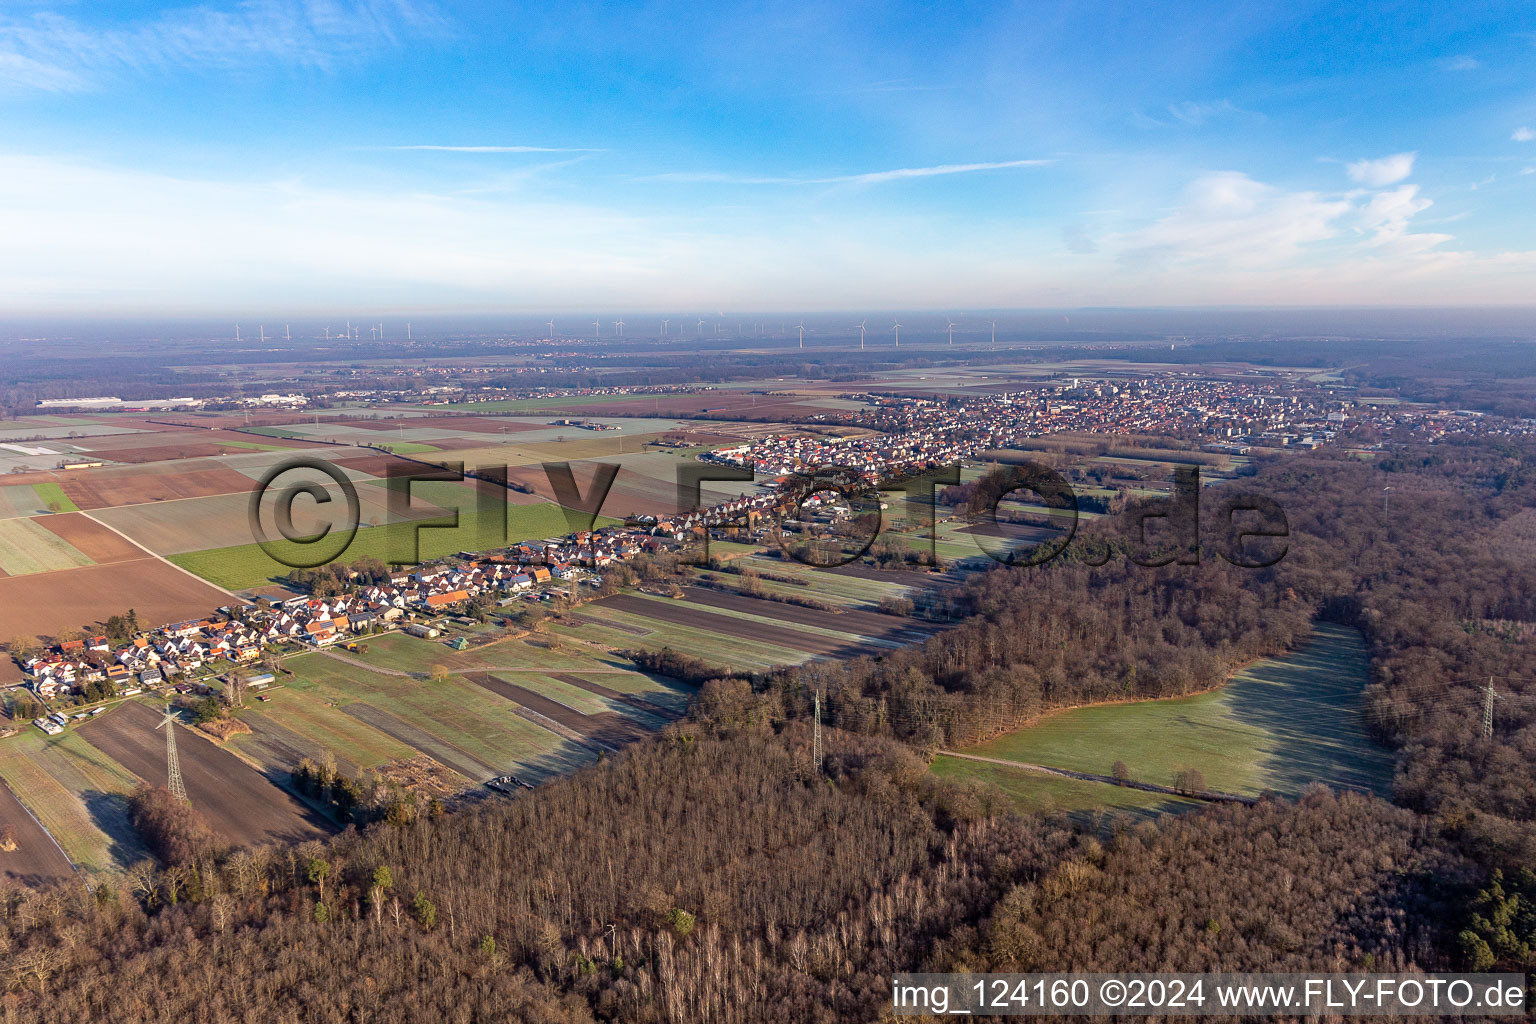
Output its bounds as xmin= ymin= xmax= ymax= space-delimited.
xmin=0 ymin=0 xmax=446 ymax=90
xmin=1513 ymin=127 xmax=1536 ymax=142
xmin=1439 ymin=55 xmax=1480 ymax=71
xmin=1110 ymin=172 xmax=1350 ymax=269
xmin=1355 ymin=185 xmax=1451 ymax=253
xmin=1345 ymin=152 xmax=1417 ymax=186
xmin=652 ymin=159 xmax=1050 ymax=186
xmin=1165 ymin=99 xmax=1257 ymax=126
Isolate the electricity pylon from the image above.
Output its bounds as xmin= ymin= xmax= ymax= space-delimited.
xmin=157 ymin=708 xmax=187 ymax=802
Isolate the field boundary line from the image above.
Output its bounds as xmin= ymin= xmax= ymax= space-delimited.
xmin=77 ymin=510 xmax=240 ymax=599
xmin=936 ymin=750 xmax=1257 ymax=806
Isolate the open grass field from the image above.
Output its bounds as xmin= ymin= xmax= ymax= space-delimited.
xmin=79 ymin=700 xmax=336 ymax=849
xmin=0 ymin=727 xmax=147 ymax=874
xmin=674 ymin=585 xmax=940 ymax=648
xmin=944 ymin=624 xmax=1392 ymax=812
xmin=0 ymin=516 xmax=96 ymax=575
xmin=1 ymin=556 xmax=233 ymax=641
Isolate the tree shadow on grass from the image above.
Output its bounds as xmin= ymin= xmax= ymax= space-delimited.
xmin=1222 ymin=623 xmax=1395 ymax=798
xmin=82 ymin=788 xmax=149 ymax=869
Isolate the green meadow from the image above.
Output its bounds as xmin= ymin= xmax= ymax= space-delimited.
xmin=936 ymin=623 xmax=1393 ymax=814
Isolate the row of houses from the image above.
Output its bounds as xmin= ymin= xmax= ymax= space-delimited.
xmin=16 ymin=539 xmax=626 ymax=700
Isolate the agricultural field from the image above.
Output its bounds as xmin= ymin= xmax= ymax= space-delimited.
xmin=1 ymin=556 xmax=233 ymax=641
xmin=938 ymin=624 xmax=1393 ymax=814
xmin=0 ymin=516 xmax=96 ymax=575
xmin=242 ymin=640 xmax=681 ymax=785
xmin=0 ymin=726 xmax=147 ymax=874
xmin=78 ymin=700 xmax=335 ymax=849
xmin=720 ymin=553 xmax=924 ymax=609
xmin=547 ymin=583 xmax=942 ymax=671
xmin=0 ymin=775 xmax=78 ymax=886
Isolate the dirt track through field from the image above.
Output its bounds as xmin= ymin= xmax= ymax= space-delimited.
xmin=80 ymin=702 xmax=335 ymax=847
xmin=0 ymin=775 xmax=77 ymax=886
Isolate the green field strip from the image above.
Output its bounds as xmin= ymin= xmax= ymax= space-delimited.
xmin=214 ymin=439 xmax=288 ymax=451
xmin=0 ymin=516 xmax=97 ymax=575
xmin=32 ymin=482 xmax=80 ymax=512
xmin=342 ymin=633 xmax=616 ymax=676
xmin=367 ymin=442 xmax=442 ymax=455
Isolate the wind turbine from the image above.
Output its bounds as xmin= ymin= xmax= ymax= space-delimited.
xmin=945 ymin=318 xmax=955 ymax=346
xmin=988 ymin=319 xmax=997 ymax=351
xmin=696 ymin=318 xmax=705 ymax=338
xmin=796 ymin=322 xmax=805 ymax=349
xmin=407 ymin=322 xmax=412 ymax=340
xmin=259 ymin=325 xmax=266 ymax=344
xmin=892 ymin=320 xmax=901 ymax=347
xmin=547 ymin=319 xmax=555 ymax=339
xmin=285 ymin=324 xmax=291 ymax=342
xmin=593 ymin=319 xmax=601 ymax=338
xmin=857 ymin=319 xmax=867 ymax=350
xmin=614 ymin=318 xmax=625 ymax=337
xmin=235 ymin=324 xmax=241 ymax=343
xmin=661 ymin=318 xmax=669 ymax=336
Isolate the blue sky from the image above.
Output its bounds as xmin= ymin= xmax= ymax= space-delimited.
xmin=2 ymin=0 xmax=1535 ymax=313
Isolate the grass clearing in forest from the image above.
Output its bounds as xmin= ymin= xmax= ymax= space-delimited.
xmin=939 ymin=623 xmax=1393 ymax=810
